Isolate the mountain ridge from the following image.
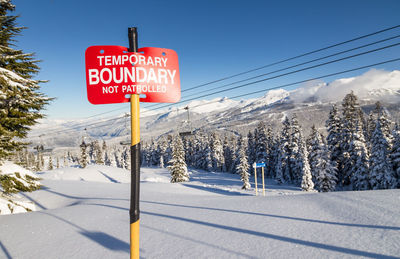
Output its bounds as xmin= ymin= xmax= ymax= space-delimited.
xmin=28 ymin=69 xmax=400 ymax=150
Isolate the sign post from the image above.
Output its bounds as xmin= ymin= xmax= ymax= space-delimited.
xmin=85 ymin=27 xmax=181 ymax=259
xmin=128 ymin=27 xmax=140 ymax=259
xmin=261 ymin=166 xmax=265 ymax=196
xmin=253 ymin=163 xmax=258 ymax=196
xmin=254 ymin=162 xmax=266 ymax=196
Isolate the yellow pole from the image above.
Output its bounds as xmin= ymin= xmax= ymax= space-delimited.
xmin=130 ymin=94 xmax=140 ymax=259
xmin=254 ymin=166 xmax=258 ymax=196
xmin=262 ymin=166 xmax=265 ymax=196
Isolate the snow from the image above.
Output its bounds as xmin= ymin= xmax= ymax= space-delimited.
xmin=0 ymin=67 xmax=30 ymax=89
xmin=0 ymin=162 xmax=39 ymax=215
xmin=0 ymin=161 xmax=38 ymax=179
xmin=0 ymin=164 xmax=399 ymax=258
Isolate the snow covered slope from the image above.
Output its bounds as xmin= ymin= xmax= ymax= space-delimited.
xmin=0 ymin=165 xmax=399 ymax=258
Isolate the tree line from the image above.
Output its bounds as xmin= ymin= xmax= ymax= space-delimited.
xmin=142 ymin=92 xmax=400 ymax=191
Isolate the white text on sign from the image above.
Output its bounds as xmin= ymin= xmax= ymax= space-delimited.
xmin=88 ymin=54 xmax=177 ymax=95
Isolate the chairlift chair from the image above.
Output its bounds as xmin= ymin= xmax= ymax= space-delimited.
xmin=178 ymin=106 xmax=194 ymax=137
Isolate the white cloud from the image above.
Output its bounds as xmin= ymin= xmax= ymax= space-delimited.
xmin=290 ymin=69 xmax=400 ymax=103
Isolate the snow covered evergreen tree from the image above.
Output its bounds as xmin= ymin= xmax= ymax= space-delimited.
xmin=265 ymin=127 xmax=275 ymax=178
xmin=236 ymin=140 xmax=250 ymax=190
xmin=48 ymin=156 xmax=53 ymax=170
xmin=222 ymin=135 xmax=233 ymax=173
xmin=158 ymin=138 xmax=168 ymax=168
xmin=289 ymin=114 xmax=304 ymax=184
xmin=308 ymin=125 xmax=337 ymax=192
xmin=121 ymin=147 xmax=130 ymax=170
xmin=94 ymin=140 xmax=103 ymax=165
xmin=326 ymin=105 xmax=342 ymax=184
xmin=159 ymin=155 xmax=164 ymax=168
xmin=340 ymin=92 xmax=367 ymax=187
xmin=56 ymin=156 xmax=60 ymax=169
xmin=104 ymin=150 xmax=111 ymax=166
xmin=168 ymin=135 xmax=189 ymax=183
xmin=0 ymin=0 xmax=52 ymax=160
xmin=114 ymin=148 xmax=121 ymax=168
xmin=366 ymin=111 xmax=375 ymax=142
xmin=275 ymin=116 xmax=291 ymax=184
xmin=231 ymin=134 xmax=244 ymax=174
xmin=348 ymin=122 xmax=370 ymax=190
xmin=63 ymin=154 xmax=68 ymax=167
xmin=255 ymin=122 xmax=268 ymax=164
xmin=193 ymin=132 xmax=206 ymax=170
xmin=301 ymin=161 xmax=314 ymax=192
xmin=203 ymin=143 xmax=213 ymax=172
xmin=247 ymin=131 xmax=256 ymax=171
xmin=391 ymin=124 xmax=400 ymax=187
xmin=369 ymin=119 xmax=396 ymax=190
xmin=210 ymin=132 xmax=224 ymax=172
xmin=374 ymin=102 xmax=393 ymax=147
xmin=79 ymin=139 xmax=88 ymax=169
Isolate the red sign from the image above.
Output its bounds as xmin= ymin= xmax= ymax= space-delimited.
xmin=85 ymin=45 xmax=180 ymax=104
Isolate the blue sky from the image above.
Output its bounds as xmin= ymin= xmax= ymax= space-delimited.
xmin=12 ymin=0 xmax=400 ymax=119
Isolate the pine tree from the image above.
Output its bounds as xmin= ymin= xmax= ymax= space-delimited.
xmin=159 ymin=155 xmax=164 ymax=168
xmin=255 ymin=122 xmax=268 ymax=163
xmin=121 ymin=147 xmax=130 ymax=170
xmin=88 ymin=141 xmax=95 ymax=163
xmin=376 ymin=103 xmax=393 ymax=149
xmin=63 ymin=154 xmax=67 ymax=167
xmin=308 ymin=125 xmax=337 ymax=192
xmin=366 ymin=112 xmax=375 ymax=142
xmin=340 ymin=92 xmax=367 ymax=187
xmin=236 ymin=140 xmax=250 ymax=190
xmin=210 ymin=132 xmax=224 ymax=172
xmin=247 ymin=131 xmax=256 ymax=171
xmin=348 ymin=122 xmax=369 ymax=190
xmin=227 ymin=136 xmax=238 ymax=173
xmin=222 ymin=135 xmax=233 ymax=172
xmin=79 ymin=139 xmax=88 ymax=169
xmin=94 ymin=140 xmax=103 ymax=164
xmin=40 ymin=152 xmax=44 ymax=169
xmin=193 ymin=132 xmax=206 ymax=169
xmin=114 ymin=148 xmax=121 ymax=168
xmin=56 ymin=156 xmax=60 ymax=169
xmin=168 ymin=135 xmax=189 ymax=183
xmin=150 ymin=140 xmax=160 ymax=166
xmin=308 ymin=125 xmax=320 ymax=183
xmin=48 ymin=156 xmax=53 ymax=170
xmin=104 ymin=150 xmax=111 ymax=166
xmin=289 ymin=114 xmax=304 ymax=184
xmin=231 ymin=134 xmax=244 ymax=174
xmin=265 ymin=127 xmax=275 ymax=178
xmin=301 ymin=160 xmax=314 ymax=192
xmin=284 ymin=115 xmax=315 ymax=191
xmin=276 ymin=116 xmax=291 ymax=184
xmin=102 ymin=140 xmax=107 ymax=153
xmin=326 ymin=105 xmax=342 ymax=184
xmin=158 ymin=138 xmax=168 ymax=168
xmin=369 ymin=119 xmax=396 ymax=190
xmin=391 ymin=124 xmax=400 ymax=187
xmin=0 ymin=1 xmax=52 ymax=160
xmin=203 ymin=143 xmax=213 ymax=172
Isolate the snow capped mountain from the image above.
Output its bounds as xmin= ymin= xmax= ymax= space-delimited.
xmin=241 ymin=89 xmax=290 ymax=113
xmin=188 ymin=97 xmax=240 ymax=114
xmin=28 ymin=69 xmax=400 ymax=149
